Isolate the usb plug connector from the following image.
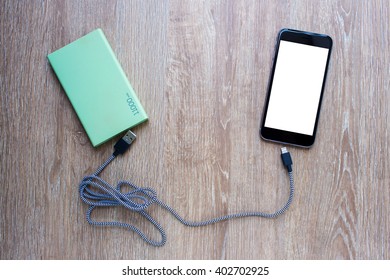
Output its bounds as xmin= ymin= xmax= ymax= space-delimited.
xmin=113 ymin=130 xmax=136 ymax=156
xmin=122 ymin=130 xmax=136 ymax=145
xmin=281 ymin=147 xmax=293 ymax=172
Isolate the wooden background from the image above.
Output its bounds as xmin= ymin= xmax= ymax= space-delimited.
xmin=1 ymin=0 xmax=389 ymax=260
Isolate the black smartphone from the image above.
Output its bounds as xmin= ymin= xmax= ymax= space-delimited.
xmin=260 ymin=29 xmax=332 ymax=148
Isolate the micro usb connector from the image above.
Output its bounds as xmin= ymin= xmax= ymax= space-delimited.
xmin=281 ymin=147 xmax=293 ymax=172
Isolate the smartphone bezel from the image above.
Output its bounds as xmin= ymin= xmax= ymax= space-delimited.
xmin=260 ymin=28 xmax=333 ymax=148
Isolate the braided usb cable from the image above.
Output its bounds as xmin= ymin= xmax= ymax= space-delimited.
xmin=79 ymin=155 xmax=294 ymax=247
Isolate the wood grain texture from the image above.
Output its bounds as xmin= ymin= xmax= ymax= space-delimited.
xmin=0 ymin=0 xmax=389 ymax=259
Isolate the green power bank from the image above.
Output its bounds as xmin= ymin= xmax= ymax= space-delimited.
xmin=48 ymin=29 xmax=148 ymax=147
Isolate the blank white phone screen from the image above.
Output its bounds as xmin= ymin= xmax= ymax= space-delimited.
xmin=264 ymin=40 xmax=329 ymax=135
